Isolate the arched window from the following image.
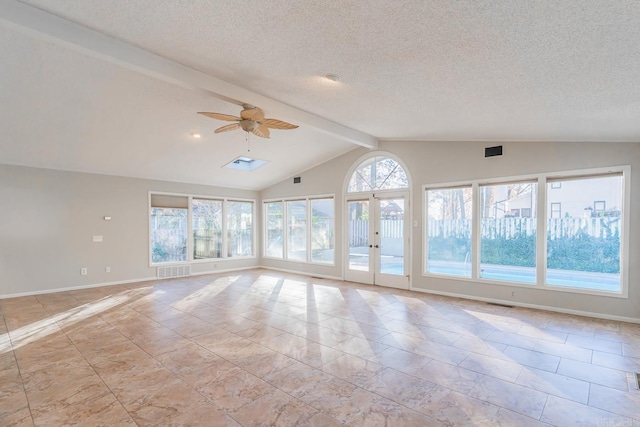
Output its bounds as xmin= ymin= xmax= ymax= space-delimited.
xmin=347 ymin=155 xmax=409 ymax=193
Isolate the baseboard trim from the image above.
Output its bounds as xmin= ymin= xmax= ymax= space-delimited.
xmin=260 ymin=266 xmax=343 ymax=282
xmin=0 ymin=277 xmax=158 ymax=300
xmin=412 ymin=287 xmax=640 ymax=324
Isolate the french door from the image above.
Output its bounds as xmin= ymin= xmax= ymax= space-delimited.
xmin=344 ymin=192 xmax=409 ymax=289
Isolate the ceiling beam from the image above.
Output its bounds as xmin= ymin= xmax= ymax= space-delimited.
xmin=0 ymin=0 xmax=378 ymax=149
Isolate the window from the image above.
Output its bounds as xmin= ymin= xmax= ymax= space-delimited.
xmin=192 ymin=199 xmax=223 ymax=259
xmin=423 ymin=167 xmax=628 ymax=296
xmin=150 ymin=195 xmax=188 ymax=263
xmin=348 ymin=156 xmax=408 ymax=193
xmin=311 ymin=199 xmax=335 ymax=264
xmin=265 ymin=202 xmax=284 ymax=258
xmin=480 ymin=182 xmax=537 ymax=284
xmin=425 ymin=187 xmax=473 ymax=277
xmin=287 ymin=200 xmax=307 ymax=261
xmin=264 ymin=196 xmax=335 ymax=264
xmin=546 ymin=174 xmax=623 ymax=292
xmin=227 ymin=201 xmax=253 ymax=257
xmin=150 ymin=193 xmax=254 ymax=264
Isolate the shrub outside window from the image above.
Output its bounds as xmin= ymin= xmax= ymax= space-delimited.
xmin=546 ymin=174 xmax=623 ymax=292
xmin=480 ymin=182 xmax=538 ymax=284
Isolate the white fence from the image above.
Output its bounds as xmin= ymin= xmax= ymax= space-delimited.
xmin=427 ymin=217 xmax=620 ymax=240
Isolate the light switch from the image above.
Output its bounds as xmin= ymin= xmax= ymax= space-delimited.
xmin=93 ymin=235 xmax=103 ymax=242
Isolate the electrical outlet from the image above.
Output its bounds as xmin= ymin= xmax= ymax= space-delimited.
xmin=105 ymin=267 xmax=111 ymax=273
xmin=81 ymin=268 xmax=88 ymax=275
xmin=511 ymin=291 xmax=515 ymax=297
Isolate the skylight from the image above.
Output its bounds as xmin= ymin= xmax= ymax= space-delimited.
xmin=224 ymin=156 xmax=268 ymax=171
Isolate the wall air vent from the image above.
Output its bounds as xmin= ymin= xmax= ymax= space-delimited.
xmin=157 ymin=265 xmax=191 ymax=279
xmin=485 ymin=145 xmax=503 ymax=157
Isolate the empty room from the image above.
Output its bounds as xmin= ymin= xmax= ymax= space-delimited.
xmin=1 ymin=1 xmax=639 ymax=426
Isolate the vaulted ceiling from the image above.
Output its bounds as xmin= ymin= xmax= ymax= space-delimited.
xmin=1 ymin=1 xmax=639 ymax=190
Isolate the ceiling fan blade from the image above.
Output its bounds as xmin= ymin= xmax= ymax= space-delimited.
xmin=261 ymin=118 xmax=299 ymax=130
xmin=214 ymin=123 xmax=240 ymax=134
xmin=252 ymin=125 xmax=270 ymax=138
xmin=198 ymin=112 xmax=241 ymax=122
xmin=241 ymin=107 xmax=265 ymax=122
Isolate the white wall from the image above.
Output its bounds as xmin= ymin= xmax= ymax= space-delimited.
xmin=260 ymin=141 xmax=640 ymax=321
xmin=0 ymin=164 xmax=259 ymax=297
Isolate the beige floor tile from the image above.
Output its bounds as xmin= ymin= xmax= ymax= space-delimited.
xmin=515 ymin=366 xmax=590 ymax=404
xmin=591 ymin=350 xmax=640 ymax=372
xmin=297 ymin=377 xmax=382 ymax=424
xmin=30 ymin=392 xmax=131 ymax=427
xmin=566 ymin=332 xmax=623 ymax=354
xmin=533 ymin=339 xmax=593 ymax=363
xmin=414 ymin=359 xmax=483 ymax=394
xmin=3 ymin=269 xmax=640 ymax=425
xmin=361 ymin=367 xmax=437 ymax=408
xmin=541 ymin=395 xmax=633 ymax=426
xmin=374 ymin=346 xmax=432 ymax=373
xmin=347 ymin=397 xmax=443 ymax=426
xmin=589 ymin=383 xmax=640 ymax=420
xmin=196 ymin=366 xmax=277 ymax=412
xmin=0 ymin=368 xmax=32 ymax=426
xmin=485 ymin=331 xmax=538 ymax=350
xmin=414 ymin=385 xmax=500 ymax=425
xmin=557 ymin=358 xmax=629 ymax=391
xmin=492 ymin=408 xmax=553 ymax=426
xmin=229 ymin=388 xmax=318 ymax=426
xmin=282 ymin=342 xmax=346 ymax=368
xmin=321 ymin=353 xmax=384 ymax=386
xmin=235 ymin=349 xmax=298 ymax=378
xmin=502 ymin=346 xmax=560 ymax=372
xmin=518 ymin=325 xmax=568 ymax=343
xmin=459 ymin=352 xmax=524 ymax=382
xmin=469 ymin=374 xmax=549 ymax=419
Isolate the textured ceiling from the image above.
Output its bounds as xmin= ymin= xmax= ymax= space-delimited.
xmin=1 ymin=0 xmax=639 ymax=189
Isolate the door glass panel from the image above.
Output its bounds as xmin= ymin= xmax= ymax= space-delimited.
xmin=379 ymin=198 xmax=404 ymax=275
xmin=348 ymin=201 xmax=369 ymax=271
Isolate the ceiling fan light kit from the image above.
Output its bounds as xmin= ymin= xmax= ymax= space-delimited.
xmin=198 ymin=104 xmax=298 ymax=139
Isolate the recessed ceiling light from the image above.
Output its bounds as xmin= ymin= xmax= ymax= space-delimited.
xmin=323 ymin=74 xmax=340 ymax=82
xmin=191 ymin=132 xmax=201 ymax=139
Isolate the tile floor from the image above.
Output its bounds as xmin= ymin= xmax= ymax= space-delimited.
xmin=1 ymin=268 xmax=640 ymax=426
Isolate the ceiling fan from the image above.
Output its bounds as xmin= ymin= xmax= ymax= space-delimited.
xmin=197 ymin=104 xmax=298 ymax=138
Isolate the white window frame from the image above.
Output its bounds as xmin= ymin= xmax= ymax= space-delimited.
xmin=423 ymin=184 xmax=474 ymax=278
xmin=422 ymin=165 xmax=630 ymax=298
xmin=263 ymin=194 xmax=336 ymax=266
xmin=148 ymin=191 xmax=256 ymax=266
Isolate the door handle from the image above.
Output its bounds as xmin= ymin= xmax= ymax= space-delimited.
xmin=375 ymin=245 xmax=379 ymax=248
xmin=369 ymin=245 xmax=373 ymax=248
